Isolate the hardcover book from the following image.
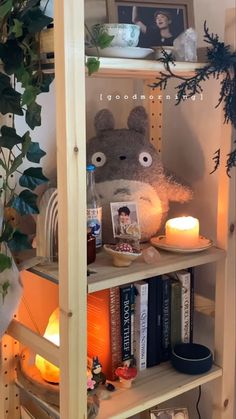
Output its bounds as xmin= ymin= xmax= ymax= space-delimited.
xmin=161 ymin=275 xmax=171 ymax=361
xmin=173 ymin=270 xmax=191 ymax=344
xmin=146 ymin=276 xmax=162 ymax=367
xmin=170 ymin=279 xmax=182 ymax=348
xmin=87 ymin=287 xmax=121 ymax=380
xmin=134 ymin=281 xmax=148 ymax=370
xmin=120 ymin=284 xmax=132 ymax=362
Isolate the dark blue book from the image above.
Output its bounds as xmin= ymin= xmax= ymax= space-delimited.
xmin=161 ymin=275 xmax=171 ymax=362
xmin=120 ymin=284 xmax=132 ymax=361
xmin=146 ymin=276 xmax=162 ymax=367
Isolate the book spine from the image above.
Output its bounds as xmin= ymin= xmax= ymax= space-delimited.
xmin=188 ymin=267 xmax=194 ymax=343
xmin=147 ymin=277 xmax=162 ymax=367
xmin=120 ymin=285 xmax=132 ymax=361
xmin=177 ymin=271 xmax=191 ymax=343
xmin=161 ymin=276 xmax=171 ymax=361
xmin=134 ymin=282 xmax=148 ymax=370
xmin=130 ymin=284 xmax=135 ymax=357
xmin=109 ymin=287 xmax=122 ymax=380
xmin=170 ymin=280 xmax=182 ymax=348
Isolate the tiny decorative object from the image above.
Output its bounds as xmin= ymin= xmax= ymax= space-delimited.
xmin=142 ymin=246 xmax=161 ymax=264
xmin=106 ymin=0 xmax=194 ymax=48
xmin=104 ymin=244 xmax=141 ymax=267
xmin=87 ymin=369 xmax=96 ymax=390
xmin=165 ymin=216 xmax=199 ymax=247
xmin=115 ymin=361 xmax=137 ymax=388
xmin=150 ymin=407 xmax=189 ymax=418
xmin=171 ymin=343 xmax=213 ymax=375
xmin=87 ymin=106 xmax=192 ymax=243
xmin=91 ymin=357 xmax=107 ymax=388
xmin=173 ymin=27 xmax=197 ymax=62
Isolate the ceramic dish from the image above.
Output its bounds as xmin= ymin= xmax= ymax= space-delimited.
xmin=94 ymin=23 xmax=140 ymax=48
xmin=86 ymin=46 xmax=154 ymax=59
xmin=150 ymin=235 xmax=213 ymax=253
xmin=104 ymin=244 xmax=141 ymax=267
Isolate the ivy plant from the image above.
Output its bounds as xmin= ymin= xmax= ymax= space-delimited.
xmin=0 ymin=0 xmax=53 ymax=288
xmin=85 ymin=23 xmax=114 ymax=75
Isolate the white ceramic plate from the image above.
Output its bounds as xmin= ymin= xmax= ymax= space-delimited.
xmin=86 ymin=46 xmax=154 ymax=59
xmin=150 ymin=235 xmax=213 ymax=253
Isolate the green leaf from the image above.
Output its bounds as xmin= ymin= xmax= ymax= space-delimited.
xmin=0 ymin=253 xmax=12 ymax=273
xmin=0 ymin=280 xmax=10 ymax=302
xmin=22 ymin=8 xmax=53 ymax=33
xmin=21 ymin=131 xmax=31 ymax=157
xmin=19 ymin=167 xmax=48 ymax=190
xmin=9 ymin=153 xmax=23 ymax=174
xmin=22 ymin=85 xmax=40 ymax=106
xmin=26 ymin=141 xmax=46 ymax=163
xmin=26 ymin=102 xmax=41 ymax=129
xmin=0 ymin=126 xmax=22 ymax=149
xmin=0 ymin=73 xmax=23 ymax=115
xmin=0 ymin=40 xmax=24 ymax=74
xmin=0 ymin=87 xmax=23 ymax=115
xmin=8 ymin=230 xmax=32 ymax=252
xmin=10 ymin=18 xmax=23 ymax=38
xmin=97 ymin=32 xmax=114 ymax=49
xmin=32 ymin=72 xmax=54 ymax=93
xmin=10 ymin=190 xmax=39 ymax=214
xmin=0 ymin=222 xmax=14 ymax=243
xmin=0 ymin=0 xmax=12 ymax=22
xmin=86 ymin=57 xmax=100 ymax=76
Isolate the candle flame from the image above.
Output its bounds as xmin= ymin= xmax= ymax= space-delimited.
xmin=167 ymin=216 xmax=198 ymax=230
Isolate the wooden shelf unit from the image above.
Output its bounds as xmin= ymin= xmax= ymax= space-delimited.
xmin=0 ymin=1 xmax=235 ymax=419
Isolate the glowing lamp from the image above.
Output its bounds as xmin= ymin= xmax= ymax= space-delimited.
xmin=165 ymin=216 xmax=199 ymax=247
xmin=35 ymin=308 xmax=60 ymax=384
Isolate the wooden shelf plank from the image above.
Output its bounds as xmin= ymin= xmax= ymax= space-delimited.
xmin=7 ymin=320 xmax=59 ymax=367
xmin=27 ymin=247 xmax=225 ymax=293
xmin=98 ymin=363 xmax=222 ymax=419
xmin=87 ymin=57 xmax=206 ymax=79
xmin=88 ymin=247 xmax=225 ymax=293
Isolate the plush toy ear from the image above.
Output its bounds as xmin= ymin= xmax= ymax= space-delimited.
xmin=94 ymin=109 xmax=115 ymax=135
xmin=127 ymin=106 xmax=148 ymax=135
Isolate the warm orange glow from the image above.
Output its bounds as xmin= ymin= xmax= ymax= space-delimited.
xmin=165 ymin=216 xmax=199 ymax=247
xmin=35 ymin=308 xmax=60 ymax=383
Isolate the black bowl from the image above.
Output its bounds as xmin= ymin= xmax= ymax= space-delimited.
xmin=171 ymin=343 xmax=213 ymax=375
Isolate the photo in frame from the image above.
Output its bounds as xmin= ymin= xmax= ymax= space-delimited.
xmin=110 ymin=201 xmax=141 ymax=239
xmin=150 ymin=407 xmax=189 ymax=419
xmin=106 ymin=0 xmax=195 ymax=47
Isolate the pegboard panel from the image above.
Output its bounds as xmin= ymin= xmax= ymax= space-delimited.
xmin=144 ymin=81 xmax=163 ymax=155
xmin=0 ymin=315 xmax=21 ymax=419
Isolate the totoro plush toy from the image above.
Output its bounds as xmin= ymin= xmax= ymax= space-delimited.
xmin=87 ymin=106 xmax=192 ymax=243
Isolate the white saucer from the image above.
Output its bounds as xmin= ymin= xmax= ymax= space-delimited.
xmin=86 ymin=46 xmax=154 ymax=59
xmin=150 ymin=235 xmax=213 ymax=253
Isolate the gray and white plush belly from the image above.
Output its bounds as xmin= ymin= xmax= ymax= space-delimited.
xmin=96 ymin=179 xmax=167 ymax=243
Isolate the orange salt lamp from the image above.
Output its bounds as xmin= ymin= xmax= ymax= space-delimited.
xmin=35 ymin=308 xmax=60 ymax=383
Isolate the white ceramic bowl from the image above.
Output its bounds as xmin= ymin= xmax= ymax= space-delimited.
xmin=97 ymin=23 xmax=140 ymax=48
xmin=104 ymin=244 xmax=141 ymax=267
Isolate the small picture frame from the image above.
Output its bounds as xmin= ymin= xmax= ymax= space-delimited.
xmin=110 ymin=201 xmax=141 ymax=239
xmin=150 ymin=407 xmax=189 ymax=419
xmin=106 ymin=0 xmax=195 ymax=47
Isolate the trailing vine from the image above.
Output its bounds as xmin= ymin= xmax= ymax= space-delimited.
xmin=150 ymin=22 xmax=236 ymax=175
xmin=0 ymin=0 xmax=53 ymax=284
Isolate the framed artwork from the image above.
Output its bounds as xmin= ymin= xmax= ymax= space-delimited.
xmin=150 ymin=408 xmax=189 ymax=419
xmin=110 ymin=201 xmax=141 ymax=239
xmin=106 ymin=0 xmax=194 ymax=47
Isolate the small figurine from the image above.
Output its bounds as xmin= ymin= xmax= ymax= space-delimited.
xmin=87 ymin=369 xmax=96 ymax=391
xmin=115 ymin=359 xmax=137 ymax=388
xmin=91 ymin=356 xmax=106 ymax=388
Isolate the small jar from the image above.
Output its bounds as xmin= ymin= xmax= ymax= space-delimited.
xmin=87 ymin=229 xmax=96 ymax=264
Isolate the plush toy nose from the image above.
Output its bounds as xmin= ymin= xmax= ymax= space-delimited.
xmin=119 ymin=155 xmax=126 ymax=160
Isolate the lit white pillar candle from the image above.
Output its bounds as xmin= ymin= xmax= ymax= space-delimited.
xmin=165 ymin=216 xmax=199 ymax=247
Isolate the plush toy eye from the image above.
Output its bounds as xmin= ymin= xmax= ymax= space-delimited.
xmin=91 ymin=152 xmax=106 ymax=167
xmin=139 ymin=152 xmax=152 ymax=167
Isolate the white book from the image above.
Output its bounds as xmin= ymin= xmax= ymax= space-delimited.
xmin=173 ymin=270 xmax=191 ymax=343
xmin=134 ymin=281 xmax=148 ymax=370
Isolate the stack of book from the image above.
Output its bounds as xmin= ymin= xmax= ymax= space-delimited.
xmin=87 ymin=269 xmax=194 ymax=380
